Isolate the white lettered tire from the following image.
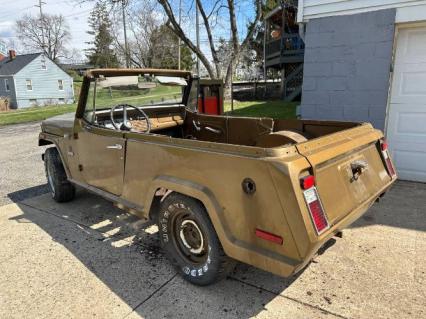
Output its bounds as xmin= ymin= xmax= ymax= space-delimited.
xmin=158 ymin=193 xmax=235 ymax=285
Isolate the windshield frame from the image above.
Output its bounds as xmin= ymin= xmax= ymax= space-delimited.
xmin=76 ymin=68 xmax=193 ymax=119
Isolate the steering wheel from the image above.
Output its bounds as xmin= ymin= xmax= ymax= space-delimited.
xmin=110 ymin=104 xmax=151 ymax=133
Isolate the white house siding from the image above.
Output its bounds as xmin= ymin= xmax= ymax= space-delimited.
xmin=14 ymin=55 xmax=74 ymax=108
xmin=298 ymin=0 xmax=426 ymax=22
xmin=0 ymin=76 xmax=17 ymax=108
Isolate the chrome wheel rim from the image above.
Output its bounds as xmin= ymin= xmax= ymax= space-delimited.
xmin=171 ymin=210 xmax=208 ymax=265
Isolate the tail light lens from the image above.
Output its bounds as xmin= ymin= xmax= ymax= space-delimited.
xmin=301 ymin=174 xmax=329 ymax=235
xmin=303 ymin=187 xmax=329 ymax=234
xmin=380 ymin=139 xmax=396 ymax=177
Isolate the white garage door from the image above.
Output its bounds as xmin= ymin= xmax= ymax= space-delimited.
xmin=387 ymin=26 xmax=426 ymax=182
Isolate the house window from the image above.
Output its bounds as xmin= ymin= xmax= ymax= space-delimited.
xmin=41 ymin=57 xmax=46 ymax=70
xmin=4 ymin=79 xmax=10 ymax=92
xmin=58 ymin=80 xmax=64 ymax=91
xmin=26 ymin=79 xmax=32 ymax=91
xmin=58 ymin=98 xmax=65 ymax=104
xmin=29 ymin=99 xmax=37 ymax=105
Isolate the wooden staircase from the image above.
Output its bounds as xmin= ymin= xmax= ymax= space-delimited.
xmin=282 ymin=63 xmax=303 ymax=101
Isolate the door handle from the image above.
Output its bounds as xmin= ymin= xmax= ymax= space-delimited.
xmin=106 ymin=144 xmax=123 ymax=150
xmin=204 ymin=126 xmax=222 ymax=134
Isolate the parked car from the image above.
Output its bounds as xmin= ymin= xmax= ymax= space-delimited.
xmin=39 ymin=68 xmax=397 ymax=285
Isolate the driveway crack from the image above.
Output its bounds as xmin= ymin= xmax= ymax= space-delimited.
xmin=229 ymin=276 xmax=351 ymax=319
xmin=123 ymin=273 xmax=178 ymax=318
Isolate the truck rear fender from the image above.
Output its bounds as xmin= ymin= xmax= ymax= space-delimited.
xmin=145 ymin=176 xmax=226 ymax=236
xmin=144 ymin=175 xmax=301 ymax=277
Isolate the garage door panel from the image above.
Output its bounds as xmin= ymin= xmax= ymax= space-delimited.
xmin=394 ymin=169 xmax=426 ymax=183
xmin=397 ymin=112 xmax=426 ymax=135
xmin=391 ymin=64 xmax=426 ymax=104
xmin=396 ymin=27 xmax=426 ymax=63
xmin=387 ymin=26 xmax=426 ymax=182
xmin=394 ymin=150 xmax=426 ymax=172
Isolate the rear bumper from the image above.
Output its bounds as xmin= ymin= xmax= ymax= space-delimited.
xmin=291 ymin=178 xmax=396 ymax=275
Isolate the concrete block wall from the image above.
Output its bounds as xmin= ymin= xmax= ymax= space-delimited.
xmin=300 ymin=9 xmax=396 ymax=130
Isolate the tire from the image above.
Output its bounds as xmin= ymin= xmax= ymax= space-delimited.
xmin=158 ymin=193 xmax=235 ymax=286
xmin=44 ymin=147 xmax=75 ymax=203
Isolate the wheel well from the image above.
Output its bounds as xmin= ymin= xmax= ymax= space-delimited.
xmin=148 ymin=188 xmax=208 ymax=222
xmin=39 ymin=138 xmax=53 ymax=146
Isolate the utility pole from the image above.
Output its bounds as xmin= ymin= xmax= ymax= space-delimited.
xmin=178 ymin=0 xmax=182 ymax=70
xmin=195 ymin=0 xmax=200 ymax=76
xmin=35 ymin=0 xmax=46 ymax=53
xmin=113 ymin=0 xmax=130 ymax=68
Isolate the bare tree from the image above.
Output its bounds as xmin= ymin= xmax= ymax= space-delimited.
xmin=111 ymin=0 xmax=161 ymax=67
xmin=158 ymin=0 xmax=263 ymax=88
xmin=16 ymin=13 xmax=71 ymax=61
xmin=78 ymin=0 xmax=263 ymax=88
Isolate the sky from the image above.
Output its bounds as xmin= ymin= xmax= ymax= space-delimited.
xmin=0 ymin=0 xmax=256 ymax=62
xmin=0 ymin=0 xmax=94 ymax=57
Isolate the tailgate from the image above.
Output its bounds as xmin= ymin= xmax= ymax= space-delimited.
xmin=296 ymin=124 xmax=394 ymax=227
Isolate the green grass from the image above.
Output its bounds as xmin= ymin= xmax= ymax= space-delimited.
xmin=94 ymin=84 xmax=182 ymax=107
xmin=225 ymin=100 xmax=298 ymax=119
xmin=0 ymin=86 xmax=297 ymax=127
xmin=0 ymin=104 xmax=77 ymax=126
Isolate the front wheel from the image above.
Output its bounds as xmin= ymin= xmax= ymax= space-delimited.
xmin=158 ymin=193 xmax=235 ymax=286
xmin=44 ymin=147 xmax=75 ymax=203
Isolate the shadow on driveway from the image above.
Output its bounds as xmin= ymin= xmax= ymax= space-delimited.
xmin=6 ymin=189 xmax=307 ymax=318
xmin=5 ymin=179 xmax=424 ymax=317
xmin=350 ymin=180 xmax=426 ymax=232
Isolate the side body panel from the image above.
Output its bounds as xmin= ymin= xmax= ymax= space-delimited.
xmin=73 ymin=120 xmax=125 ymax=196
xmin=121 ymin=135 xmax=311 ymax=277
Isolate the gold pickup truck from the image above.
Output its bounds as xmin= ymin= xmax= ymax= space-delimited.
xmin=39 ymin=69 xmax=397 ymax=286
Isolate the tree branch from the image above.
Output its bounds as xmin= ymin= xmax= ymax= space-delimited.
xmin=158 ymin=0 xmax=215 ymax=77
xmin=196 ymin=0 xmax=221 ymax=77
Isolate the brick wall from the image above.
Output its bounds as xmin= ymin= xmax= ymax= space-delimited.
xmin=300 ymin=9 xmax=396 ymax=130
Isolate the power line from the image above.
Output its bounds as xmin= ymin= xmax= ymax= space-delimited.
xmin=0 ymin=5 xmax=35 ymax=20
xmin=63 ymin=8 xmax=93 ymax=18
xmin=35 ymin=0 xmax=46 ymax=51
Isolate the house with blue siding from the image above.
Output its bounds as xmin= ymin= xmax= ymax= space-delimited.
xmin=0 ymin=51 xmax=74 ymax=108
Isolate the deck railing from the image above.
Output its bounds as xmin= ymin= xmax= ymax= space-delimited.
xmin=265 ymin=33 xmax=305 ymax=60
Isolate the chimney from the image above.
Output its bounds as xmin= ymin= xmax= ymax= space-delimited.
xmin=9 ymin=50 xmax=16 ymax=60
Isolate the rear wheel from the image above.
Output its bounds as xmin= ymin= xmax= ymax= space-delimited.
xmin=44 ymin=147 xmax=75 ymax=202
xmin=158 ymin=193 xmax=235 ymax=285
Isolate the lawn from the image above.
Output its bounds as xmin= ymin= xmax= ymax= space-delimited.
xmin=225 ymin=100 xmax=297 ymax=119
xmin=0 ymin=97 xmax=297 ymax=126
xmin=0 ymin=104 xmax=77 ymax=126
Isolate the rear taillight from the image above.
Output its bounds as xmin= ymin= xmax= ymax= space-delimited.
xmin=301 ymin=175 xmax=329 ymax=235
xmin=300 ymin=175 xmax=315 ymax=190
xmin=380 ymin=139 xmax=396 ymax=177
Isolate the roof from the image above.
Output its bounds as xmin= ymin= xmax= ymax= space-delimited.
xmin=0 ymin=53 xmax=42 ymax=76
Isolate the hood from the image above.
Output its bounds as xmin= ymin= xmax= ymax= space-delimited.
xmin=41 ymin=112 xmax=75 ymax=136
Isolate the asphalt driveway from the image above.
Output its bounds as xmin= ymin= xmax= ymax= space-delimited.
xmin=0 ymin=122 xmax=425 ymax=318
